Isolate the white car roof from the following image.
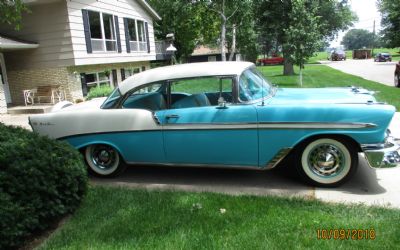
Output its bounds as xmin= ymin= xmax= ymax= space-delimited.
xmin=119 ymin=61 xmax=254 ymax=95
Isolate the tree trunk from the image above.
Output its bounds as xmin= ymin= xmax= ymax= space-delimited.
xmin=282 ymin=46 xmax=294 ymax=75
xmin=283 ymin=58 xmax=294 ymax=75
xmin=221 ymin=17 xmax=227 ymax=61
xmin=299 ymin=67 xmax=303 ymax=86
xmin=220 ymin=0 xmax=226 ymax=61
xmin=228 ymin=24 xmax=236 ymax=61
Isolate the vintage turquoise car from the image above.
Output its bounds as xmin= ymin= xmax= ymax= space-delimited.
xmin=30 ymin=62 xmax=400 ymax=187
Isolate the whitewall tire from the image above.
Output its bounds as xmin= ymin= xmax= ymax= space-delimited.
xmin=85 ymin=144 xmax=126 ymax=177
xmin=295 ymin=138 xmax=358 ymax=187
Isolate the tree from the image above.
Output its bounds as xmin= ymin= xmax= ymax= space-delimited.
xmin=377 ymin=0 xmax=400 ymax=48
xmin=284 ymin=0 xmax=322 ymax=86
xmin=254 ymin=0 xmax=356 ymax=75
xmin=147 ymin=0 xmax=218 ymax=61
xmin=341 ymin=29 xmax=375 ymax=50
xmin=0 ymin=0 xmax=28 ymax=30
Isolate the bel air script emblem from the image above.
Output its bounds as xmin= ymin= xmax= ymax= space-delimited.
xmin=31 ymin=122 xmax=55 ymax=126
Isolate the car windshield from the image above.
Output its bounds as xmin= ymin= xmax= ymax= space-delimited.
xmin=101 ymin=87 xmax=121 ymax=109
xmin=239 ymin=68 xmax=274 ymax=102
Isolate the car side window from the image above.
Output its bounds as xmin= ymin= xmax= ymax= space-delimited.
xmin=170 ymin=77 xmax=233 ymax=109
xmin=122 ymin=82 xmax=166 ymax=111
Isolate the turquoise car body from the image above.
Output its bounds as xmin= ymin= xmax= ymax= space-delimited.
xmin=30 ymin=62 xmax=398 ymax=172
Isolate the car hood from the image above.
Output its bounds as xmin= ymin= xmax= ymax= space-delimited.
xmin=267 ymin=87 xmax=376 ymax=105
xmin=55 ymin=97 xmax=107 ymax=112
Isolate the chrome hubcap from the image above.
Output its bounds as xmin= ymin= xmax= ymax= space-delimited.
xmin=91 ymin=145 xmax=117 ymax=170
xmin=308 ymin=144 xmax=344 ymax=177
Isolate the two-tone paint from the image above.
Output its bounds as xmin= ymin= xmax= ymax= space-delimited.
xmin=29 ymin=62 xmax=400 ymax=171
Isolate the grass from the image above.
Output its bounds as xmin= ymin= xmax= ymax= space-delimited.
xmin=258 ymin=65 xmax=400 ymax=110
xmin=39 ymin=186 xmax=400 ymax=249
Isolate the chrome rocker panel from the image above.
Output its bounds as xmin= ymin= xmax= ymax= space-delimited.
xmin=361 ymin=136 xmax=400 ymax=169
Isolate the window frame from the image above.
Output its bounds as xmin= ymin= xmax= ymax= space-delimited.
xmin=84 ymin=71 xmax=113 ymax=92
xmin=125 ymin=18 xmax=147 ymax=52
xmin=88 ymin=10 xmax=117 ymax=52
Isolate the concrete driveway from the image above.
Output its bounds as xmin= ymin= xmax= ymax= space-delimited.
xmin=321 ymin=59 xmax=398 ymax=87
xmin=1 ymin=113 xmax=400 ymax=209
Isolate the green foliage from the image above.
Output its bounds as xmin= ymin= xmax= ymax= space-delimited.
xmin=283 ymin=0 xmax=322 ymax=69
xmin=147 ymin=0 xmax=218 ymax=61
xmin=254 ymin=0 xmax=357 ymax=75
xmin=341 ymin=29 xmax=375 ymax=50
xmin=0 ymin=0 xmax=29 ymax=30
xmin=86 ymin=85 xmax=113 ymax=100
xmin=377 ymin=0 xmax=400 ymax=47
xmin=0 ymin=123 xmax=88 ymax=249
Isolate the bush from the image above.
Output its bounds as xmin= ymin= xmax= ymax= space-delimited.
xmin=86 ymin=85 xmax=113 ymax=100
xmin=0 ymin=123 xmax=88 ymax=249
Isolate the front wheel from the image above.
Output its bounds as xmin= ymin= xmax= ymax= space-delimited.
xmin=295 ymin=138 xmax=358 ymax=187
xmin=395 ymin=74 xmax=399 ymax=88
xmin=85 ymin=144 xmax=126 ymax=177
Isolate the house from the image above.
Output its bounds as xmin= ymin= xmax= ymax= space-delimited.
xmin=0 ymin=0 xmax=160 ymax=113
xmin=188 ymin=45 xmax=241 ymax=63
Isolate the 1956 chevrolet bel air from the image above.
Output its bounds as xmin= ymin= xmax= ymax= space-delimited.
xmin=29 ymin=62 xmax=400 ymax=187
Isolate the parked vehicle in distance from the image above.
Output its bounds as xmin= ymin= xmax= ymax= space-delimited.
xmin=395 ymin=61 xmax=400 ymax=87
xmin=29 ymin=62 xmax=400 ymax=187
xmin=257 ymin=57 xmax=284 ymax=66
xmin=375 ymin=52 xmax=392 ymax=62
xmin=329 ymin=50 xmax=346 ymax=61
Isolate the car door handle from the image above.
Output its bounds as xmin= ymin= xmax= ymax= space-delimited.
xmin=166 ymin=114 xmax=179 ymax=119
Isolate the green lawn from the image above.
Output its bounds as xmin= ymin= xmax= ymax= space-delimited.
xmin=307 ymin=48 xmax=400 ymax=63
xmin=39 ymin=186 xmax=399 ymax=250
xmin=258 ymin=65 xmax=400 ymax=110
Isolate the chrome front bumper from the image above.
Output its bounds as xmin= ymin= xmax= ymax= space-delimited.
xmin=361 ymin=136 xmax=400 ymax=169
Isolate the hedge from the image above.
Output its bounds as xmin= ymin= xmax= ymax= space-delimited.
xmin=0 ymin=123 xmax=88 ymax=249
xmin=86 ymin=85 xmax=113 ymax=100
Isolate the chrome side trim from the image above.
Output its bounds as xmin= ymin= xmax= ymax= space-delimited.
xmin=163 ymin=122 xmax=376 ymax=130
xmin=265 ymin=148 xmax=292 ymax=170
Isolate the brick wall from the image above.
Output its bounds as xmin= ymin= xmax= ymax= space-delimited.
xmin=6 ymin=61 xmax=150 ymax=105
xmin=6 ymin=67 xmax=79 ymax=105
xmin=0 ymin=83 xmax=7 ymax=114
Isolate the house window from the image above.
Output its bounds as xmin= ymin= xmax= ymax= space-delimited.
xmin=127 ymin=19 xmax=138 ymax=51
xmin=125 ymin=18 xmax=147 ymax=52
xmin=88 ymin=10 xmax=117 ymax=52
xmin=84 ymin=71 xmax=112 ymax=92
xmin=124 ymin=67 xmax=141 ymax=78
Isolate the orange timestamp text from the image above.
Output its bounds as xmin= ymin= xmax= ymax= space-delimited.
xmin=316 ymin=228 xmax=376 ymax=240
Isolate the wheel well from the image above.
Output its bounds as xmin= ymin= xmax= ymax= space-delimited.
xmin=293 ymin=134 xmax=362 ymax=153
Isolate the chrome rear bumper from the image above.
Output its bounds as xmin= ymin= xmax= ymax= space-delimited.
xmin=361 ymin=136 xmax=400 ymax=169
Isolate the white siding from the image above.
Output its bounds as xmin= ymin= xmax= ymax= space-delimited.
xmin=67 ymin=0 xmax=157 ymax=66
xmin=0 ymin=1 xmax=74 ymax=70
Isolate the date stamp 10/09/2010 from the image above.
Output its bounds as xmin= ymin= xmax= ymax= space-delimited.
xmin=316 ymin=229 xmax=376 ymax=240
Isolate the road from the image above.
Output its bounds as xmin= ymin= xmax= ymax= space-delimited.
xmin=320 ymin=59 xmax=397 ymax=87
xmin=2 ymin=113 xmax=400 ymax=208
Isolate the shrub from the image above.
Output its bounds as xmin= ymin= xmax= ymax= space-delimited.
xmin=0 ymin=123 xmax=88 ymax=249
xmin=86 ymin=85 xmax=113 ymax=100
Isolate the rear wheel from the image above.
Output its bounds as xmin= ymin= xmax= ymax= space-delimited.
xmin=395 ymin=74 xmax=399 ymax=88
xmin=84 ymin=144 xmax=126 ymax=177
xmin=294 ymin=138 xmax=358 ymax=187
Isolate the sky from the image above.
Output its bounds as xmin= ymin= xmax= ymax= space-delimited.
xmin=330 ymin=0 xmax=381 ymax=48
